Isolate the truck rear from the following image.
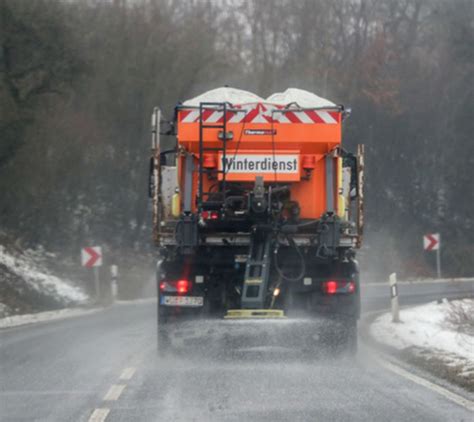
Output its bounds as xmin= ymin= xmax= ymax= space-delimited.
xmin=149 ymin=88 xmax=364 ymax=355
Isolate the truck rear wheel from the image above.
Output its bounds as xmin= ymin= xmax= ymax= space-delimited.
xmin=334 ymin=318 xmax=358 ymax=356
xmin=157 ymin=322 xmax=171 ymax=356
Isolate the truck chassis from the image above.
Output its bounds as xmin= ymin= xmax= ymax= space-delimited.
xmin=149 ymin=99 xmax=364 ymax=355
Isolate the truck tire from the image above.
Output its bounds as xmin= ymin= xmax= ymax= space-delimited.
xmin=345 ymin=319 xmax=358 ymax=355
xmin=157 ymin=323 xmax=171 ymax=356
xmin=336 ymin=318 xmax=358 ymax=356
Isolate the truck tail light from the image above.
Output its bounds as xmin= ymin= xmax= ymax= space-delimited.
xmin=176 ymin=279 xmax=190 ymax=293
xmin=159 ymin=279 xmax=192 ymax=294
xmin=201 ymin=211 xmax=219 ymax=220
xmin=322 ymin=280 xmax=355 ymax=295
xmin=202 ymin=154 xmax=217 ymax=169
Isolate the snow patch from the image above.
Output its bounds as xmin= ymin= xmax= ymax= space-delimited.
xmin=0 ymin=303 xmax=11 ymax=318
xmin=0 ymin=307 xmax=100 ymax=329
xmin=371 ymin=299 xmax=474 ymax=371
xmin=0 ymin=245 xmax=88 ymax=305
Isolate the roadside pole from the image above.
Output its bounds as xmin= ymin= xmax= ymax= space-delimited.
xmin=389 ymin=272 xmax=400 ymax=323
xmin=110 ymin=265 xmax=118 ymax=302
xmin=436 ymin=244 xmax=442 ymax=279
xmin=93 ymin=266 xmax=100 ymax=302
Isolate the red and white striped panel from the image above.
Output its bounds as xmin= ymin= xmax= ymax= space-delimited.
xmin=179 ymin=103 xmax=339 ymax=124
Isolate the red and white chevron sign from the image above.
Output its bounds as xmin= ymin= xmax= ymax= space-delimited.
xmin=81 ymin=246 xmax=103 ymax=268
xmin=423 ymin=233 xmax=440 ymax=251
xmin=179 ymin=103 xmax=340 ymax=125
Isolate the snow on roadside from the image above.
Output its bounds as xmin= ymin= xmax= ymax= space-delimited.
xmin=371 ymin=299 xmax=474 ymax=380
xmin=0 ymin=307 xmax=100 ymax=329
xmin=371 ymin=300 xmax=474 ymax=360
xmin=0 ymin=244 xmax=88 ymax=309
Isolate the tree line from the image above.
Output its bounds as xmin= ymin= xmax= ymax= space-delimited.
xmin=0 ymin=0 xmax=472 ymax=278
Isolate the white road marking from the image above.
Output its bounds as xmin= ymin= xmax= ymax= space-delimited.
xmin=377 ymin=357 xmax=474 ymax=411
xmin=103 ymin=384 xmax=126 ymax=401
xmin=88 ymin=408 xmax=110 ymax=422
xmin=119 ymin=367 xmax=136 ymax=381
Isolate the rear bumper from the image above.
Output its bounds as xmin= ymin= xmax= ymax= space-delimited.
xmin=158 ymin=315 xmax=356 ymax=352
xmin=158 ymin=231 xmax=357 ymax=248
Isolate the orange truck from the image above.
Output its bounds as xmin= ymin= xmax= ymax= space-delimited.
xmin=149 ymin=88 xmax=364 ymax=353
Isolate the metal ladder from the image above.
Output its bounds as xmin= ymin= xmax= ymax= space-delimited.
xmin=241 ymin=232 xmax=272 ymax=309
xmin=198 ymin=102 xmax=229 ymax=211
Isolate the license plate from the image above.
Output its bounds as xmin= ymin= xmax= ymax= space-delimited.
xmin=160 ymin=296 xmax=204 ymax=307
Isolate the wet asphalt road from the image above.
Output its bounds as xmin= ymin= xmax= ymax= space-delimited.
xmin=0 ymin=281 xmax=472 ymax=422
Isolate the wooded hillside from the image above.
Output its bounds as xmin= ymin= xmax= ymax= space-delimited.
xmin=1 ymin=0 xmax=472 ymax=279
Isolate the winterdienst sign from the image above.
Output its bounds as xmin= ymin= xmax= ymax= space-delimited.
xmin=223 ymin=154 xmax=299 ymax=173
xmin=218 ymin=151 xmax=300 ymax=182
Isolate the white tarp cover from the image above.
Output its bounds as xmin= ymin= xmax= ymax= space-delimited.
xmin=183 ymin=87 xmax=335 ymax=108
xmin=183 ymin=87 xmax=264 ymax=106
xmin=266 ymin=88 xmax=335 ymax=108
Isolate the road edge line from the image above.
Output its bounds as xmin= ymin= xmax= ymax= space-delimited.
xmin=0 ymin=307 xmax=104 ymax=331
xmin=360 ymin=309 xmax=474 ymax=411
xmin=375 ymin=356 xmax=474 ymax=411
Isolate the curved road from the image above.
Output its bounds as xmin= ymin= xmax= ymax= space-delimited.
xmin=0 ymin=280 xmax=472 ymax=421
xmin=362 ymin=278 xmax=474 ymax=311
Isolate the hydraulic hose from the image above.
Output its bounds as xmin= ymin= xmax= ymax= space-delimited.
xmin=273 ymin=235 xmax=306 ymax=282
